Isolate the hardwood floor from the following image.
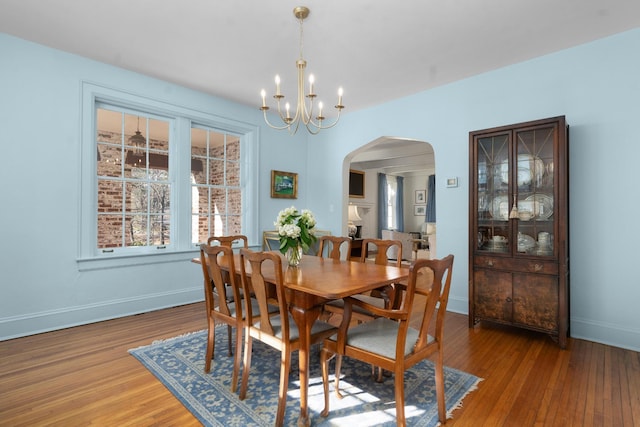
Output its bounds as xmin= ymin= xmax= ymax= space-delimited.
xmin=1 ymin=302 xmax=638 ymax=426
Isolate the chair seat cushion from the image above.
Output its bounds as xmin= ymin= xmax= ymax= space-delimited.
xmin=226 ymin=298 xmax=278 ymax=319
xmin=214 ymin=283 xmax=245 ymax=303
xmin=328 ymin=317 xmax=422 ymax=360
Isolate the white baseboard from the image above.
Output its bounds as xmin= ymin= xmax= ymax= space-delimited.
xmin=446 ymin=296 xmax=468 ymax=316
xmin=5 ymin=290 xmax=638 ymax=353
xmin=0 ymin=287 xmax=203 ymax=341
xmin=569 ymin=317 xmax=640 ymax=352
xmin=444 ymin=297 xmax=639 ymax=352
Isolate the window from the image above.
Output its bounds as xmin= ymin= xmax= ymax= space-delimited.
xmin=96 ymin=107 xmax=172 ymax=250
xmin=80 ymin=82 xmax=258 ymax=267
xmin=190 ymin=126 xmax=242 ymax=243
xmin=386 ymin=175 xmax=398 ymax=229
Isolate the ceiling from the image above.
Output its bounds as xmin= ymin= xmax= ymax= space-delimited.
xmin=3 ymin=0 xmax=639 ymax=113
xmin=351 ymin=138 xmax=435 ymax=175
xmin=2 ymin=0 xmax=639 ymax=172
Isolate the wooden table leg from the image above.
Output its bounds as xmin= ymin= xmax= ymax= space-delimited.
xmin=289 ymin=301 xmax=322 ymax=427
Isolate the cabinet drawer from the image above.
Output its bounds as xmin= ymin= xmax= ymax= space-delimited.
xmin=474 ymin=255 xmax=558 ymax=275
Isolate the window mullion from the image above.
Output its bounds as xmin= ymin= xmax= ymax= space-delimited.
xmin=171 ymin=117 xmax=192 ymax=251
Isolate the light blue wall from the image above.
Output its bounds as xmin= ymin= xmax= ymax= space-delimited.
xmin=309 ymin=29 xmax=640 ymax=351
xmin=2 ymin=28 xmax=639 ymax=351
xmin=0 ymin=33 xmax=308 ymax=339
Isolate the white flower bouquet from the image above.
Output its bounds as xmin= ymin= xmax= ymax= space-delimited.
xmin=274 ymin=206 xmax=317 ymax=256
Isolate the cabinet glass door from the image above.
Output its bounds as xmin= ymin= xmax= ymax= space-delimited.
xmin=514 ymin=124 xmax=556 ymax=256
xmin=476 ymin=132 xmax=511 ymax=253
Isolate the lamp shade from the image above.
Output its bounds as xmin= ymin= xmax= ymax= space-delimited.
xmin=348 ymin=205 xmax=362 ymax=222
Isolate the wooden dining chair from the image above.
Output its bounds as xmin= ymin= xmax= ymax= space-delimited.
xmin=199 ymin=244 xmax=244 ymax=391
xmin=238 ymin=249 xmax=337 ymax=426
xmin=323 ymin=238 xmax=405 ymax=380
xmin=361 ymin=238 xmax=403 ymax=267
xmin=200 ymin=242 xmax=278 ymax=390
xmin=324 ymin=238 xmax=403 ymax=323
xmin=309 ymin=229 xmax=332 ymax=255
xmin=357 ymin=238 xmax=404 ymax=308
xmin=317 ymin=236 xmax=360 ymax=322
xmin=317 ymin=235 xmax=352 ymax=260
xmin=208 ymin=234 xmax=248 ymax=249
xmin=320 ymin=255 xmax=454 ymax=426
xmin=207 ymin=235 xmax=249 ymax=305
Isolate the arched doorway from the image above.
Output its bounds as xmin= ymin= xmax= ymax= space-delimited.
xmin=343 ymin=136 xmax=436 ymax=258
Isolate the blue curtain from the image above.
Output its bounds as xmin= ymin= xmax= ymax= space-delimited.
xmin=396 ymin=176 xmax=404 ymax=231
xmin=426 ymin=174 xmax=436 ymax=222
xmin=377 ymin=173 xmax=388 ymax=238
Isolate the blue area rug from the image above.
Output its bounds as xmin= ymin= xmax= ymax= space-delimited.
xmin=129 ymin=329 xmax=481 ymax=426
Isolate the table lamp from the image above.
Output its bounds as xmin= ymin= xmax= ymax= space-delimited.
xmin=348 ymin=205 xmax=362 ymax=238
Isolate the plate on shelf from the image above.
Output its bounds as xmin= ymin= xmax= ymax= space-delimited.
xmin=525 ymin=193 xmax=553 ymax=220
xmin=500 ymin=155 xmax=545 ymax=187
xmin=517 ymin=232 xmax=536 ymax=252
xmin=483 ymin=240 xmax=509 ymax=252
xmin=491 ymin=195 xmax=509 ymax=220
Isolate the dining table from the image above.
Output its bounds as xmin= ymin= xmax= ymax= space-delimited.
xmin=195 ymin=250 xmax=409 ymax=426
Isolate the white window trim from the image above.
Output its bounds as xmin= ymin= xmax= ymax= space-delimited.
xmin=78 ymin=82 xmax=259 ymax=271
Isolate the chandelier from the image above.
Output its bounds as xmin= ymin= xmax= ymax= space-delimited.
xmin=125 ymin=116 xmax=146 ymax=166
xmin=129 ymin=116 xmax=146 ymax=154
xmin=260 ymin=6 xmax=344 ymax=135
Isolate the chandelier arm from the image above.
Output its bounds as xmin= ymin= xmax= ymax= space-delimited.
xmin=274 ymin=97 xmax=295 ymax=127
xmin=302 ymin=101 xmax=313 ymax=126
xmin=289 ymin=118 xmax=301 ymax=135
xmin=304 ymin=122 xmax=322 ymax=135
xmin=262 ymin=109 xmax=294 ymax=131
xmin=275 ymin=99 xmax=287 ymax=122
xmin=305 ymin=109 xmax=342 ymax=132
xmin=316 ymin=115 xmax=342 ymax=130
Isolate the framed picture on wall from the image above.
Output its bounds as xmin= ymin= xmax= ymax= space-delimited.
xmin=271 ymin=170 xmax=298 ymax=199
xmin=349 ymin=169 xmax=365 ymax=198
xmin=415 ymin=189 xmax=426 ymax=204
xmin=414 ymin=205 xmax=426 ymax=216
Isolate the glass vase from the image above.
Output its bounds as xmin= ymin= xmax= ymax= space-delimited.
xmin=286 ymin=245 xmax=303 ymax=267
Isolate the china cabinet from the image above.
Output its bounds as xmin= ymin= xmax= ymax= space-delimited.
xmin=468 ymin=116 xmax=569 ymax=348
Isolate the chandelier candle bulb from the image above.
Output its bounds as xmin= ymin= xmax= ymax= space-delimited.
xmin=337 ymin=87 xmax=343 ymax=107
xmin=261 ymin=90 xmax=267 ymax=108
xmin=308 ymin=74 xmax=315 ymax=96
xmin=275 ymin=75 xmax=281 ymax=96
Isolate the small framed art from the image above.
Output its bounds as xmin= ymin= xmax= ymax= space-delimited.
xmin=271 ymin=170 xmax=298 ymax=199
xmin=414 ymin=205 xmax=426 ymax=216
xmin=415 ymin=189 xmax=426 ymax=204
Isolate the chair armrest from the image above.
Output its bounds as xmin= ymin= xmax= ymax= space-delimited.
xmin=344 ymin=296 xmax=408 ymax=321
